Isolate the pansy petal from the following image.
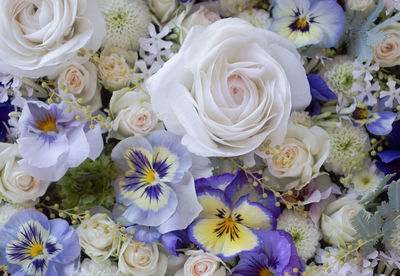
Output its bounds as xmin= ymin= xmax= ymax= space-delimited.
xmin=366 ymin=111 xmax=396 ymax=135
xmin=158 ymin=173 xmax=202 ymax=234
xmin=110 ymin=135 xmax=153 ymax=172
xmin=197 ymin=189 xmax=231 ymax=219
xmin=122 ymin=182 xmax=178 ymax=227
xmin=48 ymin=219 xmax=80 ymax=264
xmin=195 ymin=173 xmax=235 ymax=191
xmin=232 ymin=195 xmax=276 ymax=230
xmin=188 ymin=218 xmax=260 ymax=260
xmin=377 ymin=150 xmax=400 ymax=164
xmin=147 ymin=130 xmax=192 ymax=183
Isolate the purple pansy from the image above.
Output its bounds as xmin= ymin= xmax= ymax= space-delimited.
xmin=232 ymin=230 xmax=303 ymax=276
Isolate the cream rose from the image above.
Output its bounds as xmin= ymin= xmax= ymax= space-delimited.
xmin=118 ymin=240 xmax=167 ymax=276
xmin=321 ymin=197 xmax=365 ymax=247
xmin=55 ymin=62 xmax=102 ymax=111
xmin=77 ymin=213 xmax=120 ymax=263
xmin=347 ymin=0 xmax=375 ymax=11
xmin=373 ymin=22 xmax=400 ymax=67
xmin=99 ymin=47 xmax=134 ymax=90
xmin=262 ymin=122 xmax=330 ymax=191
xmin=148 ymin=0 xmax=178 ymax=23
xmin=175 ymin=250 xmax=227 ymax=276
xmin=0 ymin=0 xmax=105 ymax=78
xmin=0 ymin=143 xmax=50 ymax=204
xmin=181 ymin=6 xmax=221 ymax=39
xmin=109 ymin=88 xmax=158 ymax=139
xmin=147 ymin=19 xmax=310 ymax=157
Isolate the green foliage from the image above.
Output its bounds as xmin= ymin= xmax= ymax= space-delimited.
xmin=56 ymin=147 xmax=118 ymax=212
xmin=389 ymin=180 xmax=400 ymax=213
xmin=360 ymin=174 xmax=393 ymax=204
xmin=352 ymin=210 xmax=382 ymax=240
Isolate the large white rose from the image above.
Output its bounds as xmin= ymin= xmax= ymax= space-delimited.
xmin=175 ymin=250 xmax=227 ymax=276
xmin=77 ymin=213 xmax=120 ymax=263
xmin=0 ymin=0 xmax=105 ymax=78
xmin=118 ymin=240 xmax=167 ymax=276
xmin=262 ymin=122 xmax=330 ymax=191
xmin=147 ymin=19 xmax=310 ymax=157
xmin=321 ymin=197 xmax=365 ymax=247
xmin=0 ymin=143 xmax=50 ymax=204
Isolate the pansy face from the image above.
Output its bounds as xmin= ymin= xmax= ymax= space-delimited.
xmin=271 ymin=0 xmax=345 ymax=48
xmin=6 ymin=220 xmax=62 ymax=276
xmin=189 ymin=188 xmax=275 ymax=260
xmin=111 ymin=130 xmax=193 ymax=228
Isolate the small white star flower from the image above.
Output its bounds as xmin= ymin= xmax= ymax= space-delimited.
xmin=352 ymin=59 xmax=380 ymax=83
xmin=380 ymin=80 xmax=400 ymax=108
xmin=353 ymin=80 xmax=380 ymax=106
xmin=139 ymin=24 xmax=173 ymax=67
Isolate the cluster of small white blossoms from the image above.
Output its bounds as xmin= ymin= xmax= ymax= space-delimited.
xmin=277 ymin=209 xmax=321 ymax=261
xmin=321 ymin=56 xmax=364 ymax=99
xmin=98 ymin=0 xmax=151 ymax=50
xmin=324 ymin=121 xmax=371 ymax=175
xmin=238 ymin=8 xmax=273 ymax=29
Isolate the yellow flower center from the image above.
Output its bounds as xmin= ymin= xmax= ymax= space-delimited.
xmin=36 ymin=116 xmax=57 ymax=132
xmin=259 ymin=268 xmax=272 ymax=276
xmin=30 ymin=243 xmax=44 ymax=257
xmin=296 ymin=17 xmax=308 ymax=29
xmin=145 ymin=170 xmax=156 ymax=184
xmin=214 ymin=219 xmax=240 ymax=241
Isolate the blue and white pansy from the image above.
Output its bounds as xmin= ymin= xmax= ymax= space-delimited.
xmin=111 ymin=130 xmax=202 ymax=234
xmin=271 ymin=0 xmax=345 ymax=48
xmin=188 ymin=171 xmax=277 ymax=260
xmin=0 ymin=210 xmax=80 ymax=276
xmin=17 ymin=101 xmax=103 ymax=181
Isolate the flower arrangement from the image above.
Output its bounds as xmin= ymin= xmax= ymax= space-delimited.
xmin=1 ymin=0 xmax=400 ymax=275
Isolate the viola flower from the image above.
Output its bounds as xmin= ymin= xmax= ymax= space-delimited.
xmin=111 ymin=130 xmax=202 ymax=234
xmin=232 ymin=230 xmax=303 ymax=276
xmin=188 ymin=172 xmax=277 ymax=260
xmin=271 ymin=0 xmax=345 ymax=48
xmin=306 ymin=74 xmax=337 ymax=116
xmin=0 ymin=210 xmax=80 ymax=276
xmin=376 ymin=121 xmax=400 ymax=181
xmin=0 ymin=101 xmax=14 ymax=140
xmin=346 ymin=102 xmax=396 ymax=135
xmin=17 ymin=101 xmax=103 ymax=181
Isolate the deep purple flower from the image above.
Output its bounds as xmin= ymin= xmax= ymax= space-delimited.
xmin=0 ymin=210 xmax=80 ymax=276
xmin=232 ymin=230 xmax=303 ymax=276
xmin=0 ymin=101 xmax=14 ymax=140
xmin=306 ymin=74 xmax=337 ymax=116
xmin=376 ymin=121 xmax=400 ymax=181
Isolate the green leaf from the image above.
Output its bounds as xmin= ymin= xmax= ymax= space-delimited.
xmin=389 ymin=180 xmax=400 ymax=212
xmin=360 ymin=174 xmax=394 ymax=204
xmin=351 ymin=210 xmax=382 ymax=240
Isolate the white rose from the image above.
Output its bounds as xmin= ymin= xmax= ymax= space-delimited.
xmin=118 ymin=240 xmax=167 ymax=276
xmin=55 ymin=62 xmax=102 ymax=111
xmin=148 ymin=0 xmax=179 ymax=23
xmin=99 ymin=47 xmax=135 ymax=90
xmin=77 ymin=213 xmax=120 ymax=263
xmin=373 ymin=22 xmax=400 ymax=67
xmin=0 ymin=0 xmax=105 ymax=78
xmin=262 ymin=122 xmax=330 ymax=191
xmin=0 ymin=143 xmax=50 ymax=204
xmin=321 ymin=197 xmax=365 ymax=247
xmin=347 ymin=0 xmax=375 ymax=11
xmin=175 ymin=250 xmax=227 ymax=276
xmin=181 ymin=6 xmax=221 ymax=39
xmin=109 ymin=88 xmax=158 ymax=139
xmin=147 ymin=19 xmax=310 ymax=157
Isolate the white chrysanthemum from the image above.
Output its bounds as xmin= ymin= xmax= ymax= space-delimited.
xmin=0 ymin=203 xmax=27 ymax=228
xmin=324 ymin=121 xmax=370 ymax=175
xmin=352 ymin=164 xmax=382 ymax=196
xmin=320 ymin=56 xmax=362 ymax=98
xmin=238 ymin=9 xmax=272 ymax=29
xmin=277 ymin=209 xmax=321 ymax=261
xmin=74 ymin=259 xmax=118 ymax=276
xmin=289 ymin=111 xmax=312 ymax=127
xmin=98 ymin=0 xmax=151 ymax=50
